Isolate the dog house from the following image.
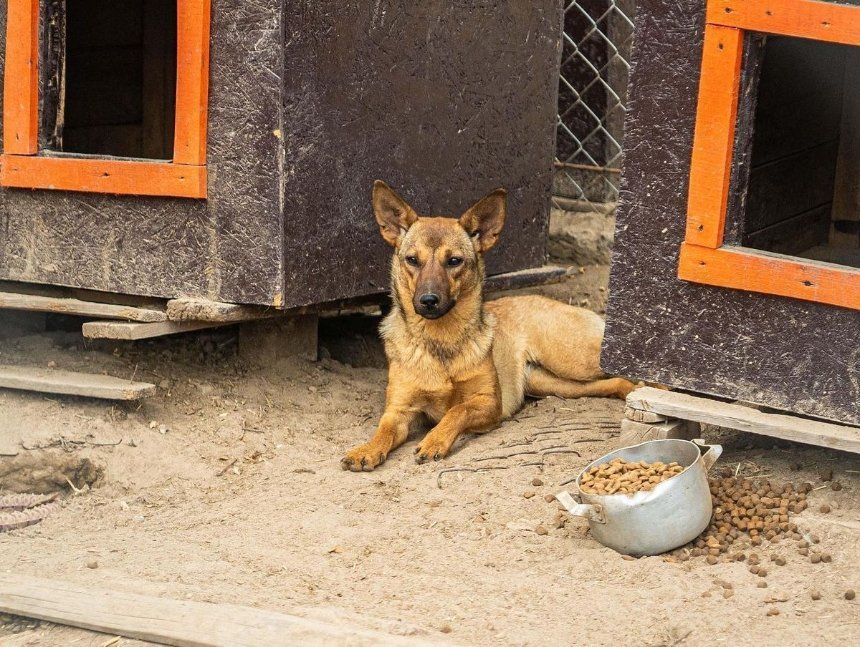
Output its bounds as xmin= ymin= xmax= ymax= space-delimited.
xmin=603 ymin=0 xmax=860 ymax=446
xmin=0 ymin=1 xmax=562 ymax=318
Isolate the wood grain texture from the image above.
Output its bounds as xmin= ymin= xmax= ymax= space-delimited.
xmin=678 ymin=243 xmax=860 ymax=310
xmin=603 ymin=0 xmax=860 ymax=426
xmin=2 ymin=0 xmax=38 ymax=154
xmin=708 ymin=0 xmax=860 ymax=46
xmin=82 ymin=319 xmax=224 ymax=340
xmin=0 ymin=365 xmax=155 ymax=400
xmin=166 ymin=297 xmax=278 ymax=322
xmin=627 ymin=387 xmax=860 ymax=454
xmin=0 ymin=291 xmax=167 ymax=321
xmin=0 ymin=155 xmax=206 ymax=198
xmin=0 ymin=574 xmax=439 ymax=647
xmin=619 ymin=418 xmax=697 ymax=447
xmin=685 ymin=24 xmax=743 ymax=248
xmin=173 ymin=0 xmax=210 ymax=165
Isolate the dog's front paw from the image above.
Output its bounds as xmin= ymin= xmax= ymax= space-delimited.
xmin=414 ymin=433 xmax=453 ymax=464
xmin=341 ymin=443 xmax=387 ymax=472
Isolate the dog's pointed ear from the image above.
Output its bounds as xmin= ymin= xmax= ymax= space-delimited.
xmin=373 ymin=180 xmax=418 ymax=247
xmin=459 ymin=188 xmax=507 ymax=253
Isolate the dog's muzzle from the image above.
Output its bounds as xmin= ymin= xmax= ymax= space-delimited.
xmin=414 ymin=293 xmax=454 ymax=319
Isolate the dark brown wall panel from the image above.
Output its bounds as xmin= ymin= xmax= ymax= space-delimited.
xmin=602 ymin=0 xmax=860 ymax=425
xmin=278 ymin=1 xmax=562 ymax=307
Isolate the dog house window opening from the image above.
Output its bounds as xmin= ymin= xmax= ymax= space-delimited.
xmin=736 ymin=36 xmax=860 ymax=268
xmin=47 ymin=0 xmax=177 ymax=160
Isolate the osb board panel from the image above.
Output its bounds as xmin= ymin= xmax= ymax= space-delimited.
xmin=602 ymin=0 xmax=860 ymax=425
xmin=0 ymin=1 xmax=284 ymax=305
xmin=279 ymin=1 xmax=561 ymax=306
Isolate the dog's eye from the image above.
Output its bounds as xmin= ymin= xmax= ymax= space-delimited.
xmin=405 ymin=255 xmax=419 ymax=267
xmin=447 ymin=257 xmax=463 ymax=267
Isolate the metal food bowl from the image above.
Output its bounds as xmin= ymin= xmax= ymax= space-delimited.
xmin=556 ymin=439 xmax=722 ymax=557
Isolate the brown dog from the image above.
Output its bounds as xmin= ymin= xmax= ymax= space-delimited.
xmin=341 ymin=181 xmax=635 ymax=471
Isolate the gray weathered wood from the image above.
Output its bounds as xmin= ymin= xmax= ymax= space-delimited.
xmin=0 ymin=292 xmax=167 ymax=322
xmin=0 ymin=365 xmax=154 ymax=400
xmin=166 ymin=298 xmax=280 ymax=323
xmin=0 ymin=574 xmax=436 ymax=647
xmin=82 ymin=320 xmax=224 ymax=340
xmin=627 ymin=387 xmax=860 ymax=454
xmin=624 ymin=406 xmax=668 ymax=424
xmin=484 ymin=265 xmax=568 ymax=293
xmin=619 ymin=418 xmax=698 ymax=447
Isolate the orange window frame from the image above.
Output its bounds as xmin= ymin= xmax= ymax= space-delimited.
xmin=678 ymin=0 xmax=860 ymax=310
xmin=0 ymin=0 xmax=210 ymax=198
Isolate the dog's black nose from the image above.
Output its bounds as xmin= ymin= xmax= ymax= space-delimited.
xmin=419 ymin=293 xmax=440 ymax=309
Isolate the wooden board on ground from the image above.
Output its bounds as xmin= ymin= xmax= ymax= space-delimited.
xmin=166 ymin=297 xmax=279 ymax=322
xmin=0 ymin=365 xmax=154 ymax=400
xmin=82 ymin=320 xmax=224 ymax=340
xmin=627 ymin=387 xmax=860 ymax=454
xmin=0 ymin=574 xmax=440 ymax=647
xmin=0 ymin=291 xmax=167 ymax=322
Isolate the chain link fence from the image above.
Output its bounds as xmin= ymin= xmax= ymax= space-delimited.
xmin=554 ymin=0 xmax=635 ymax=208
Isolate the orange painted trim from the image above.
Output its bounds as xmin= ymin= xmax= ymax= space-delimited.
xmin=1 ymin=0 xmax=210 ymax=197
xmin=0 ymin=155 xmax=207 ymax=198
xmin=708 ymin=0 xmax=860 ymax=46
xmin=685 ymin=25 xmax=744 ymax=248
xmin=678 ymin=243 xmax=860 ymax=310
xmin=173 ymin=0 xmax=211 ymax=165
xmin=2 ymin=0 xmax=39 ymax=154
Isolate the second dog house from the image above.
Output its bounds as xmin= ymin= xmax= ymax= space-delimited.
xmin=604 ymin=0 xmax=860 ymax=444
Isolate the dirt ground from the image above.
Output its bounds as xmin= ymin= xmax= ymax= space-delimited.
xmin=0 ymin=261 xmax=858 ymax=647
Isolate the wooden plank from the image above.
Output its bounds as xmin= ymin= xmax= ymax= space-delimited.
xmin=484 ymin=264 xmax=568 ymax=293
xmin=0 ymin=365 xmax=155 ymax=400
xmin=173 ymin=0 xmax=211 ymax=165
xmin=82 ymin=320 xmax=224 ymax=340
xmin=0 ymin=574 xmax=437 ymax=647
xmin=166 ymin=298 xmax=279 ymax=322
xmin=685 ymin=25 xmax=744 ymax=248
xmin=0 ymin=292 xmax=167 ymax=322
xmin=678 ymin=243 xmax=860 ymax=310
xmin=624 ymin=406 xmax=667 ymax=424
xmin=708 ymin=0 xmax=860 ymax=47
xmin=627 ymin=387 xmax=860 ymax=454
xmin=619 ymin=418 xmax=699 ymax=448
xmin=2 ymin=0 xmax=39 ymax=154
xmin=0 ymin=155 xmax=206 ymax=199
xmin=744 ymin=204 xmax=832 ymax=256
xmin=0 ymin=281 xmax=166 ymax=310
xmin=745 ymin=141 xmax=839 ymax=233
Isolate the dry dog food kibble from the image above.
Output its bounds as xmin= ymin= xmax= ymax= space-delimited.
xmin=670 ymin=475 xmax=819 ymax=564
xmin=579 ymin=457 xmax=685 ymax=495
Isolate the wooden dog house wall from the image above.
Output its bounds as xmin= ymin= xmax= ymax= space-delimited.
xmin=603 ymin=0 xmax=860 ymax=426
xmin=0 ymin=1 xmax=562 ymax=308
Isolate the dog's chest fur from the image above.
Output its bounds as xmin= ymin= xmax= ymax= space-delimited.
xmin=379 ymin=308 xmax=497 ymax=396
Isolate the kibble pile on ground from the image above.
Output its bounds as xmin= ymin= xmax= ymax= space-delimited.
xmin=579 ymin=457 xmax=684 ymax=494
xmin=555 ymin=463 xmax=855 ymax=613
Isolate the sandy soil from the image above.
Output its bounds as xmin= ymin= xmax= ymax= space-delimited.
xmin=0 ymin=266 xmax=858 ymax=647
